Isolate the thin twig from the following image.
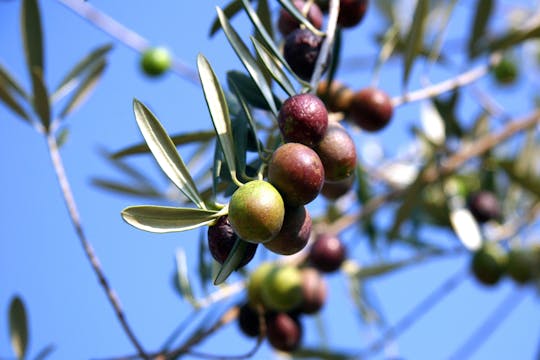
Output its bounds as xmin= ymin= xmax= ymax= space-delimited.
xmin=392 ymin=53 xmax=501 ymax=107
xmin=447 ymin=290 xmax=527 ymax=360
xmin=356 ymin=268 xmax=468 ymax=359
xmin=56 ymin=0 xmax=200 ymax=85
xmin=46 ymin=134 xmax=148 ymax=359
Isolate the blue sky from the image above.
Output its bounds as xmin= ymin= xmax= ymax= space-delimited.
xmin=1 ymin=1 xmax=539 ymax=359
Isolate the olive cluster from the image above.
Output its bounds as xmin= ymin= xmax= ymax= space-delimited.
xmin=237 ymin=234 xmax=346 ymax=352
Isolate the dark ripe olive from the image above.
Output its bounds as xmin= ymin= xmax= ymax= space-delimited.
xmin=349 ymin=87 xmax=393 ymax=132
xmin=298 ymin=267 xmax=327 ymax=314
xmin=266 ymin=312 xmax=303 ymax=352
xmin=467 ymin=191 xmax=502 ymax=224
xmin=264 ymin=206 xmax=312 ymax=256
xmin=315 ymin=121 xmax=357 ymax=182
xmin=337 ymin=0 xmax=369 ymax=28
xmin=283 ymin=28 xmax=325 ymax=81
xmin=278 ymin=0 xmax=323 ymax=36
xmin=309 ymin=233 xmax=347 ymax=273
xmin=207 ymin=216 xmax=258 ymax=268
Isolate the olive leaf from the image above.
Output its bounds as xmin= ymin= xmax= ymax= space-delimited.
xmin=197 ymin=54 xmax=240 ymax=186
xmin=214 ymin=239 xmax=251 ymax=285
xmin=33 ymin=345 xmax=56 ymax=360
xmin=21 ymin=0 xmax=44 ymax=74
xmin=0 ymin=82 xmax=31 ymax=123
xmin=217 ymin=6 xmax=278 ymax=116
xmin=9 ymin=296 xmax=28 ymax=360
xmin=174 ymin=248 xmax=197 ymax=306
xmin=275 ymin=0 xmax=324 ymax=36
xmin=30 ymin=68 xmax=50 ymax=131
xmin=403 ymin=0 xmax=429 ymax=87
xmin=0 ymin=63 xmax=29 ymax=100
xmin=133 ymin=99 xmax=206 ymax=209
xmin=467 ymin=0 xmax=493 ymax=58
xmin=121 ymin=205 xmax=220 ymax=233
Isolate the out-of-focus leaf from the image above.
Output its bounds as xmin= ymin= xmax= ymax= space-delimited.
xmin=217 ymin=7 xmax=278 ymax=115
xmin=355 ymin=258 xmax=421 ymax=279
xmin=487 ymin=24 xmax=540 ymax=53
xmin=34 ymin=344 xmax=55 ymax=360
xmin=175 ymin=249 xmax=196 ymax=306
xmin=54 ymin=43 xmax=113 ymax=97
xmin=403 ymin=0 xmax=429 ymax=87
xmin=197 ymin=54 xmax=239 ymax=184
xmin=468 ymin=0 xmax=494 ymax=58
xmin=198 ymin=229 xmax=213 ymax=294
xmin=231 ymin=114 xmax=248 ymax=177
xmin=56 ymin=127 xmax=69 ymax=148
xmin=227 ymin=71 xmax=280 ymax=111
xmin=433 ymin=90 xmax=463 ymax=138
xmin=276 ymin=0 xmax=324 ymax=35
xmin=30 ymin=68 xmax=50 ymax=131
xmin=99 ymin=147 xmax=159 ymax=185
xmin=449 ymin=206 xmax=482 ymax=251
xmin=111 ymin=130 xmax=215 ymax=159
xmin=214 ymin=239 xmax=250 ymax=285
xmin=133 ymin=99 xmax=206 ymax=209
xmin=326 ymin=27 xmax=342 ymax=89
xmin=59 ymin=59 xmax=107 ymax=119
xmin=498 ymin=159 xmax=540 ymax=198
xmin=92 ymin=179 xmax=163 ymax=199
xmin=9 ymin=296 xmax=28 ymax=360
xmin=420 ymin=101 xmax=446 ymax=146
xmin=209 ymin=0 xmax=243 ymax=37
xmin=292 ymin=347 xmax=355 ymax=360
xmin=21 ymin=0 xmax=44 ymax=73
xmin=251 ymin=37 xmax=296 ymax=97
xmin=121 ymin=205 xmax=219 ymax=233
xmin=0 ymin=84 xmax=31 ymax=123
xmin=0 ymin=63 xmax=29 ymax=100
xmin=348 ymin=276 xmax=383 ymax=325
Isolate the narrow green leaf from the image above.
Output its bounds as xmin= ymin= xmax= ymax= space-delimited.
xmin=54 ymin=43 xmax=113 ymax=97
xmin=403 ymin=0 xmax=429 ymax=87
xmin=198 ymin=229 xmax=213 ymax=294
xmin=99 ymin=147 xmax=160 ymax=185
xmin=121 ymin=205 xmax=219 ymax=233
xmin=275 ymin=0 xmax=324 ymax=35
xmin=175 ymin=249 xmax=196 ymax=305
xmin=467 ymin=0 xmax=493 ymax=58
xmin=133 ymin=99 xmax=206 ymax=209
xmin=21 ymin=0 xmax=44 ymax=74
xmin=59 ymin=59 xmax=107 ymax=119
xmin=217 ymin=6 xmax=278 ymax=115
xmin=9 ymin=296 xmax=28 ymax=360
xmin=0 ymin=84 xmax=31 ymax=123
xmin=256 ymin=0 xmax=273 ymax=40
xmin=92 ymin=179 xmax=163 ymax=199
xmin=251 ymin=37 xmax=296 ymax=97
xmin=498 ymin=159 xmax=540 ymax=198
xmin=209 ymin=0 xmax=243 ymax=37
xmin=239 ymin=0 xmax=307 ymax=85
xmin=227 ymin=71 xmax=280 ymax=111
xmin=197 ymin=54 xmax=238 ymax=183
xmin=0 ymin=63 xmax=29 ymax=100
xmin=33 ymin=345 xmax=55 ymax=360
xmin=111 ymin=130 xmax=215 ymax=159
xmin=214 ymin=239 xmax=251 ymax=285
xmin=487 ymin=25 xmax=540 ymax=53
xmin=30 ymin=68 xmax=50 ymax=131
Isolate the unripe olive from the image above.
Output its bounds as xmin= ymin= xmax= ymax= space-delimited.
xmin=278 ymin=93 xmax=329 ymax=147
xmin=317 ymin=80 xmax=354 ymax=113
xmin=492 ymin=57 xmax=518 ymax=85
xmin=207 ymin=216 xmax=257 ymax=268
xmin=228 ymin=180 xmax=285 ymax=243
xmin=309 ymin=233 xmax=346 ymax=273
xmin=140 ymin=47 xmax=172 ymax=77
xmin=247 ymin=262 xmax=277 ymax=308
xmin=471 ymin=243 xmax=507 ymax=286
xmin=348 ymin=87 xmax=393 ymax=132
xmin=507 ymin=247 xmax=536 ymax=285
xmin=261 ymin=265 xmax=303 ymax=312
xmin=278 ymin=0 xmax=324 ymax=37
xmin=268 ymin=143 xmax=325 ymax=206
xmin=264 ymin=206 xmax=312 ymax=256
xmin=266 ymin=312 xmax=303 ymax=352
xmin=283 ymin=28 xmax=325 ymax=81
xmin=337 ymin=0 xmax=369 ymax=28
xmin=315 ymin=121 xmax=357 ymax=182
xmin=467 ymin=191 xmax=501 ymax=224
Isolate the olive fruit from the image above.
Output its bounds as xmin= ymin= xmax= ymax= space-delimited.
xmin=140 ymin=47 xmax=172 ymax=77
xmin=247 ymin=262 xmax=277 ymax=308
xmin=266 ymin=312 xmax=303 ymax=352
xmin=261 ymin=265 xmax=303 ymax=312
xmin=228 ymin=180 xmax=285 ymax=243
xmin=315 ymin=121 xmax=357 ymax=182
xmin=337 ymin=0 xmax=369 ymax=28
xmin=283 ymin=28 xmax=325 ymax=81
xmin=467 ymin=191 xmax=501 ymax=224
xmin=321 ymin=174 xmax=355 ymax=200
xmin=349 ymin=88 xmax=393 ymax=132
xmin=237 ymin=303 xmax=262 ymax=338
xmin=264 ymin=206 xmax=312 ymax=256
xmin=268 ymin=143 xmax=325 ymax=206
xmin=309 ymin=233 xmax=346 ymax=273
xmin=492 ymin=57 xmax=518 ymax=85
xmin=278 ymin=0 xmax=323 ymax=36
xmin=207 ymin=216 xmax=257 ymax=267
xmin=278 ymin=93 xmax=328 ymax=147
xmin=317 ymin=80 xmax=354 ymax=113
xmin=507 ymin=247 xmax=537 ymax=285
xmin=470 ymin=243 xmax=507 ymax=286
xmin=298 ymin=268 xmax=327 ymax=314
